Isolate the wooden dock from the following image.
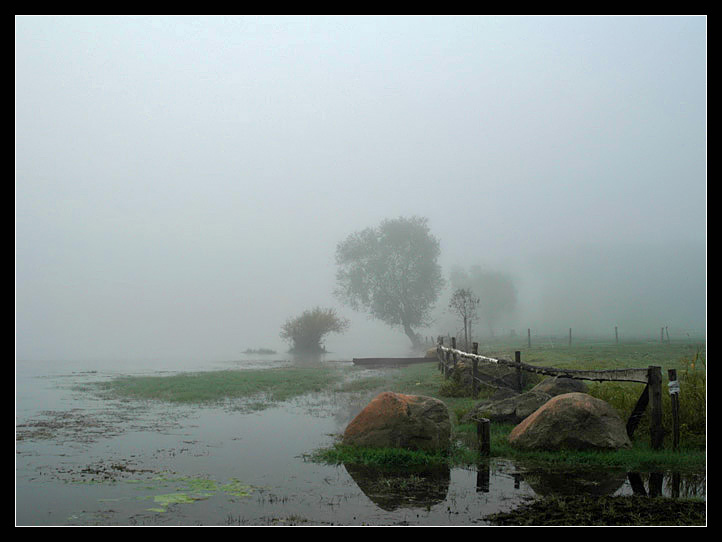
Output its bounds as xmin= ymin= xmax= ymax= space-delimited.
xmin=352 ymin=357 xmax=433 ymax=367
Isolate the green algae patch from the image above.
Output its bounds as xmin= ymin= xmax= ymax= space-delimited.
xmin=147 ymin=492 xmax=202 ymax=513
xmin=137 ymin=474 xmax=258 ymax=513
xmin=219 ymin=479 xmax=254 ymax=497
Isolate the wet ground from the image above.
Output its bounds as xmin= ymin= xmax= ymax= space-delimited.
xmin=15 ymin=358 xmax=705 ymax=526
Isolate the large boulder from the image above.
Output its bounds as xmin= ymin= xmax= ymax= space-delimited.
xmin=530 ymin=376 xmax=588 ymax=396
xmin=509 ymin=392 xmax=632 ymax=451
xmin=343 ymin=392 xmax=451 ymax=452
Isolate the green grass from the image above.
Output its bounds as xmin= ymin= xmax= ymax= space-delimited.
xmin=477 ymin=422 xmax=705 ymax=471
xmin=97 ymin=366 xmax=343 ymax=409
xmin=490 ymin=338 xmax=705 ymax=372
xmin=307 ymin=443 xmax=452 ymax=469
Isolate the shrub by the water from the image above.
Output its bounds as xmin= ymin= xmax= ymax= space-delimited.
xmin=280 ymin=307 xmax=349 ymax=353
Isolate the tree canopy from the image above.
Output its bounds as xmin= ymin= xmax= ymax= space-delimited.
xmin=334 ymin=216 xmax=444 ymax=348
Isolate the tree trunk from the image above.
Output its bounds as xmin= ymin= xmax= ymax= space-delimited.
xmin=403 ymin=322 xmax=421 ymax=349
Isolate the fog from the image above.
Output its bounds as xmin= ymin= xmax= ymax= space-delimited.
xmin=15 ymin=16 xmax=706 ymax=364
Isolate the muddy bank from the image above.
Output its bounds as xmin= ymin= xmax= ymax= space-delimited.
xmin=485 ymin=495 xmax=706 ymax=526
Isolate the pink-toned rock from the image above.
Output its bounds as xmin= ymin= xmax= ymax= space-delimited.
xmin=343 ymin=392 xmax=451 ymax=451
xmin=509 ymin=392 xmax=631 ymax=451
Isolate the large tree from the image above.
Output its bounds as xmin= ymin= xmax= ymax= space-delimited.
xmin=334 ymin=216 xmax=444 ymax=348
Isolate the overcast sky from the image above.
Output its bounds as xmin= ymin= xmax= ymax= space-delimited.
xmin=16 ymin=16 xmax=706 ymax=363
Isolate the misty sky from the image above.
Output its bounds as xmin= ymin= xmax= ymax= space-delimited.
xmin=15 ymin=16 xmax=706 ymax=363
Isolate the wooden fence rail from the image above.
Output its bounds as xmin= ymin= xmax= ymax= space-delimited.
xmin=435 ymin=337 xmax=668 ymax=450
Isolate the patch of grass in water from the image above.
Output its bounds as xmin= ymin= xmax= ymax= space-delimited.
xmin=97 ymin=367 xmax=342 ymax=408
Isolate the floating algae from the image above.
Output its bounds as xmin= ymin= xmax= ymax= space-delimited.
xmin=146 ymin=492 xmax=202 ymax=513
xmin=139 ymin=475 xmax=257 ymax=513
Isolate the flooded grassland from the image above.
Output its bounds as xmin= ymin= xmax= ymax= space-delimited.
xmin=16 ymin=347 xmax=706 ymax=526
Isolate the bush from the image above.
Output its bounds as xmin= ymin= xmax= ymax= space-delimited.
xmin=280 ymin=307 xmax=349 ymax=353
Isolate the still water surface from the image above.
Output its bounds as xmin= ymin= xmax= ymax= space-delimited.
xmin=15 ymin=355 xmax=704 ymax=526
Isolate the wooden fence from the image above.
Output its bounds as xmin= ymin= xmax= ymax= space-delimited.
xmin=436 ymin=337 xmax=680 ymax=451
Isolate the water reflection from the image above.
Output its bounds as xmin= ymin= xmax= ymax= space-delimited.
xmin=342 ymin=458 xmax=705 ymax=517
xmin=627 ymin=472 xmax=706 ymax=499
xmin=476 ymin=459 xmax=490 ymax=493
xmin=509 ymin=466 xmax=705 ymax=499
xmin=289 ymin=352 xmax=329 ymax=365
xmin=521 ymin=468 xmax=627 ymax=497
xmin=343 ymin=464 xmax=450 ymax=511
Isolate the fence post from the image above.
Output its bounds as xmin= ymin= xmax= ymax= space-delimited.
xmin=615 ymin=326 xmax=619 ymax=345
xmin=437 ymin=336 xmax=443 ymax=372
xmin=444 ymin=348 xmax=450 ymax=378
xmin=569 ymin=328 xmax=572 ymax=346
xmin=668 ymin=368 xmax=680 ymax=450
xmin=515 ymin=351 xmax=523 ymax=392
xmin=451 ymin=337 xmax=457 ymax=373
xmin=477 ymin=418 xmax=490 ymax=456
xmin=472 ymin=342 xmax=479 ymax=398
xmin=648 ymin=365 xmax=664 ymax=450
xmin=527 ymin=328 xmax=531 ymax=348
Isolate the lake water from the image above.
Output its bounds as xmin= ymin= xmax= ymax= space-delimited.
xmin=15 ymin=355 xmax=705 ymax=526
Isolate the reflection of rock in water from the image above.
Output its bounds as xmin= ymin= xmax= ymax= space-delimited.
xmin=344 ymin=464 xmax=450 ymax=511
xmin=520 ymin=468 xmax=627 ymax=497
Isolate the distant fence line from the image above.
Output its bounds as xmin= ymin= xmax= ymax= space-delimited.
xmin=436 ymin=336 xmax=678 ymax=451
xmin=424 ymin=325 xmax=703 ymax=347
